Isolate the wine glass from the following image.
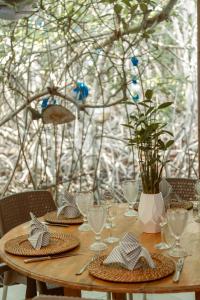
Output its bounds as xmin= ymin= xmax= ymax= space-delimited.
xmin=104 ymin=200 xmax=119 ymax=244
xmin=122 ymin=180 xmax=138 ymax=217
xmin=154 ymin=215 xmax=170 ymax=250
xmin=167 ymin=208 xmax=188 ymax=257
xmin=87 ymin=205 xmax=108 ymax=251
xmin=75 ymin=191 xmax=93 ymax=231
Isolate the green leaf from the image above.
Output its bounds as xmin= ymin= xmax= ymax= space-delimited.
xmin=114 ymin=4 xmax=122 ymax=14
xmin=145 ymin=89 xmax=153 ymax=100
xmin=146 ymin=107 xmax=154 ymax=115
xmin=165 ymin=140 xmax=174 ymax=148
xmin=122 ymin=124 xmax=135 ymax=129
xmin=122 ymin=0 xmax=131 ymax=6
xmin=138 ymin=102 xmax=149 ymax=108
xmin=157 ymin=102 xmax=173 ymax=110
xmin=140 ymin=3 xmax=148 ymax=12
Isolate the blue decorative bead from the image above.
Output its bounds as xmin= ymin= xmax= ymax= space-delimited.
xmin=132 ymin=76 xmax=138 ymax=84
xmin=132 ymin=94 xmax=140 ymax=102
xmin=73 ymin=82 xmax=89 ymax=101
xmin=41 ymin=98 xmax=49 ymax=109
xmin=131 ymin=56 xmax=139 ymax=66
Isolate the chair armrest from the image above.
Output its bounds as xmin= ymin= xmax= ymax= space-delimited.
xmin=0 ymin=262 xmax=10 ymax=274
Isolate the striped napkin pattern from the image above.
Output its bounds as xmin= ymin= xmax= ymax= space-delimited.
xmin=57 ymin=191 xmax=80 ymax=219
xmin=28 ymin=212 xmax=50 ymax=250
xmin=103 ymin=232 xmax=155 ymax=270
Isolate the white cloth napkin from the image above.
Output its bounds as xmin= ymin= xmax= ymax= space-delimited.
xmin=103 ymin=233 xmax=155 ymax=270
xmin=28 ymin=212 xmax=50 ymax=250
xmin=57 ymin=191 xmax=80 ymax=219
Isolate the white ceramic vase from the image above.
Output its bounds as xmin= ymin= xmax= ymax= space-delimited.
xmin=138 ymin=192 xmax=165 ymax=233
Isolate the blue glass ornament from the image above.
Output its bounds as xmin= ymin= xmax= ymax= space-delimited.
xmin=131 ymin=56 xmax=139 ymax=66
xmin=73 ymin=82 xmax=89 ymax=101
xmin=41 ymin=98 xmax=49 ymax=109
xmin=132 ymin=76 xmax=138 ymax=84
xmin=132 ymin=94 xmax=140 ymax=102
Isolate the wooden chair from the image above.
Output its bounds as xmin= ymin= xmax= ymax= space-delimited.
xmin=166 ymin=177 xmax=197 ymax=201
xmin=0 ymin=190 xmax=60 ymax=300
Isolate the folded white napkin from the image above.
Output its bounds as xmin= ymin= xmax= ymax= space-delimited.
xmin=57 ymin=191 xmax=80 ymax=219
xmin=28 ymin=212 xmax=50 ymax=250
xmin=103 ymin=233 xmax=155 ymax=270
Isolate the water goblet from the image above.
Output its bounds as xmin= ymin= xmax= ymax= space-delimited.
xmin=87 ymin=205 xmax=108 ymax=251
xmin=122 ymin=180 xmax=138 ymax=217
xmin=75 ymin=191 xmax=93 ymax=232
xmin=167 ymin=208 xmax=188 ymax=257
xmin=154 ymin=216 xmax=171 ymax=250
xmin=104 ymin=201 xmax=119 ymax=244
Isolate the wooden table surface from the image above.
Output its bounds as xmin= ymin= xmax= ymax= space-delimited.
xmin=0 ymin=204 xmax=200 ymax=299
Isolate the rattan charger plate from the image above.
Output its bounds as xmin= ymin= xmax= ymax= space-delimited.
xmin=88 ymin=254 xmax=175 ymax=283
xmin=5 ymin=233 xmax=79 ymax=256
xmin=134 ymin=201 xmax=193 ymax=211
xmin=44 ymin=211 xmax=83 ymax=225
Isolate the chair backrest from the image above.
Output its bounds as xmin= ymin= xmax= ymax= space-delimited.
xmin=166 ymin=178 xmax=197 ymax=201
xmin=0 ymin=190 xmax=56 ymax=236
xmin=33 ymin=296 xmax=92 ymax=300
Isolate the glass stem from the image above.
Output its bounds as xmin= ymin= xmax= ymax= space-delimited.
xmin=160 ymin=226 xmax=165 ymax=243
xmin=175 ymin=236 xmax=181 ymax=249
xmin=128 ymin=203 xmax=133 ymax=210
xmin=83 ymin=215 xmax=87 ymax=223
xmin=95 ymin=233 xmax=101 ymax=241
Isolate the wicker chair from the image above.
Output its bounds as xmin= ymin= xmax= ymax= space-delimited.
xmin=166 ymin=178 xmax=197 ymax=201
xmin=0 ymin=190 xmax=58 ymax=300
xmin=32 ymin=297 xmax=92 ymax=300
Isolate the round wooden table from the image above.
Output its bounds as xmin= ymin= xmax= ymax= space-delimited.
xmin=0 ymin=205 xmax=200 ymax=300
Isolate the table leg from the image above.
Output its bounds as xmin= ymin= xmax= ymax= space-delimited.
xmin=25 ymin=277 xmax=37 ymax=299
xmin=112 ymin=292 xmax=126 ymax=300
xmin=195 ymin=291 xmax=200 ymax=300
xmin=64 ymin=287 xmax=81 ymax=297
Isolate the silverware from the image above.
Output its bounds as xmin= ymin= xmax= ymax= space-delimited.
xmin=173 ymin=257 xmax=184 ymax=282
xmin=42 ymin=221 xmax=69 ymax=227
xmin=75 ymin=256 xmax=96 ymax=275
xmin=24 ymin=253 xmax=80 ymax=263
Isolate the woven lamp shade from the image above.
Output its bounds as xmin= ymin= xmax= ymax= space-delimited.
xmin=42 ymin=105 xmax=75 ymax=124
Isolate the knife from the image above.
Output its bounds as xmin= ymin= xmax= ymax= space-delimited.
xmin=42 ymin=221 xmax=69 ymax=227
xmin=24 ymin=253 xmax=81 ymax=263
xmin=173 ymin=257 xmax=184 ymax=282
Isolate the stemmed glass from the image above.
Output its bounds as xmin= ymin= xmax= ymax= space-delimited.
xmin=167 ymin=208 xmax=188 ymax=257
xmin=122 ymin=180 xmax=138 ymax=217
xmin=87 ymin=205 xmax=108 ymax=251
xmin=154 ymin=216 xmax=170 ymax=250
xmin=75 ymin=191 xmax=93 ymax=232
xmin=104 ymin=200 xmax=119 ymax=244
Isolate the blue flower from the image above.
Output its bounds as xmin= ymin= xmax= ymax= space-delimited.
xmin=132 ymin=94 xmax=140 ymax=102
xmin=131 ymin=56 xmax=139 ymax=66
xmin=73 ymin=82 xmax=89 ymax=101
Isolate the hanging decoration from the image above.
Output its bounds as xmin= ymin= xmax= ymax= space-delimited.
xmin=72 ymin=82 xmax=89 ymax=102
xmin=0 ymin=0 xmax=37 ymax=20
xmin=41 ymin=97 xmax=75 ymax=125
xmin=129 ymin=56 xmax=141 ymax=103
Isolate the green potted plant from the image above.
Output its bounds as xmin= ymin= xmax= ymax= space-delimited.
xmin=123 ymin=57 xmax=174 ymax=232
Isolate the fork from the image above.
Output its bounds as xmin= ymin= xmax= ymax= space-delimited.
xmin=173 ymin=257 xmax=184 ymax=282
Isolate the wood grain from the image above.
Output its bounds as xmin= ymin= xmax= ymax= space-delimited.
xmin=0 ymin=204 xmax=200 ymax=297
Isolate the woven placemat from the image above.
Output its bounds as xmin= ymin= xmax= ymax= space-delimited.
xmin=44 ymin=211 xmax=83 ymax=225
xmin=88 ymin=254 xmax=175 ymax=283
xmin=134 ymin=201 xmax=193 ymax=211
xmin=5 ymin=233 xmax=79 ymax=256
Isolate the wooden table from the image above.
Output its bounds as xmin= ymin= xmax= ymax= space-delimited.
xmin=0 ymin=204 xmax=200 ymax=300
